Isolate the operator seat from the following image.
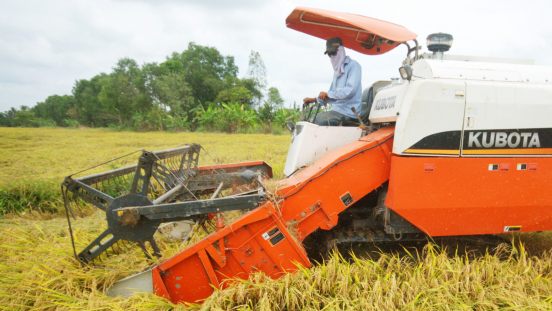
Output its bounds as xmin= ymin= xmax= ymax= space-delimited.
xmin=348 ymin=80 xmax=393 ymax=126
xmin=343 ymin=87 xmax=374 ymax=127
xmin=359 ymin=87 xmax=374 ymax=124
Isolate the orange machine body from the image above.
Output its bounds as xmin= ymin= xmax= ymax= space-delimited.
xmin=152 ymin=201 xmax=311 ymax=303
xmin=386 ymin=156 xmax=552 ymax=236
xmin=151 ymin=127 xmax=395 ymax=304
xmin=150 ymin=125 xmax=552 ymax=304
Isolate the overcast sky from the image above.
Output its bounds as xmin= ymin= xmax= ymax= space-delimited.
xmin=1 ymin=0 xmax=552 ymax=111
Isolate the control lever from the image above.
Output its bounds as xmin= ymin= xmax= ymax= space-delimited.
xmin=323 ymin=98 xmax=330 ymax=126
xmin=351 ymin=107 xmax=367 ymax=136
xmin=302 ymin=98 xmax=328 ymax=125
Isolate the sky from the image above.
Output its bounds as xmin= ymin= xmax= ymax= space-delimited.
xmin=1 ymin=0 xmax=552 ymax=111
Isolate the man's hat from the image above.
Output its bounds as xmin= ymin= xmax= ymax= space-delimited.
xmin=324 ymin=37 xmax=343 ymax=54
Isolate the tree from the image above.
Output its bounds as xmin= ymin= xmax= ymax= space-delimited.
xmin=159 ymin=59 xmax=183 ymax=75
xmin=168 ymin=43 xmax=239 ymax=105
xmin=96 ymin=58 xmax=153 ymax=125
xmin=13 ymin=109 xmax=37 ymax=127
xmin=72 ymin=74 xmax=108 ymax=127
xmin=112 ymin=58 xmax=152 ymax=114
xmin=259 ymin=87 xmax=285 ymax=124
xmin=154 ymin=72 xmax=194 ymax=118
xmin=33 ymin=95 xmax=75 ymax=126
xmin=97 ymin=73 xmax=138 ymax=125
xmin=0 ymin=108 xmax=17 ymax=127
xmin=216 ymin=86 xmax=252 ymax=107
xmin=246 ymin=51 xmax=267 ymax=107
xmin=1 ymin=42 xmax=259 ymax=130
xmin=266 ymin=87 xmax=284 ymax=108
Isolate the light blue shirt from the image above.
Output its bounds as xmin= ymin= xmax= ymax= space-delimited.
xmin=326 ymin=56 xmax=362 ymax=118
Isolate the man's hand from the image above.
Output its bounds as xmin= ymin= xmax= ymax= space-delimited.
xmin=303 ymin=97 xmax=316 ymax=107
xmin=318 ymin=92 xmax=328 ymax=100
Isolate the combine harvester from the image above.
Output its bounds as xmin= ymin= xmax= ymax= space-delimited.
xmin=62 ymin=7 xmax=552 ymax=304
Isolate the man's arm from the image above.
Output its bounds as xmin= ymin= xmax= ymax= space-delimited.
xmin=326 ymin=62 xmax=361 ymax=101
xmin=303 ymin=97 xmax=316 ymax=106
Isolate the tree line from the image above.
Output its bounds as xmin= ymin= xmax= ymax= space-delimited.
xmin=0 ymin=43 xmax=300 ymax=133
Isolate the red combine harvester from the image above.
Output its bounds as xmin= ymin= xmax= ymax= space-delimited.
xmin=62 ymin=7 xmax=552 ymax=304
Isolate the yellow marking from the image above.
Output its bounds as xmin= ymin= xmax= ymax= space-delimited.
xmin=118 ymin=211 xmax=123 ymax=216
xmin=404 ymin=149 xmax=459 ymax=155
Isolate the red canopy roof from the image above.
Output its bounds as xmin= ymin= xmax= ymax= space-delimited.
xmin=286 ymin=7 xmax=417 ymax=55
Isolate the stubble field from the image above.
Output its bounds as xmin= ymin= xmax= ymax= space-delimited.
xmin=1 ymin=127 xmax=552 ymax=310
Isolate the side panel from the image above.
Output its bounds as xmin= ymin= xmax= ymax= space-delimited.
xmin=461 ymin=82 xmax=552 ymax=156
xmin=504 ymin=159 xmax=552 ymax=232
xmin=393 ymin=80 xmax=466 ymax=156
xmin=278 ymin=127 xmax=395 ymax=240
xmin=369 ymin=82 xmax=409 ymax=123
xmin=386 ymin=156 xmax=552 ymax=236
xmin=155 ymin=202 xmax=311 ymax=304
xmin=283 ymin=121 xmax=362 ymax=176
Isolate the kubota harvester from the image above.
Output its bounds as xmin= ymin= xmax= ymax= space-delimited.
xmin=61 ymin=7 xmax=552 ymax=304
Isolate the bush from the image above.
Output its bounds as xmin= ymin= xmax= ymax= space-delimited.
xmin=194 ymin=102 xmax=299 ymax=134
xmin=194 ymin=102 xmax=260 ymax=133
xmin=64 ymin=118 xmax=81 ymax=128
xmin=0 ymin=181 xmax=64 ymax=216
xmin=36 ymin=118 xmax=57 ymax=127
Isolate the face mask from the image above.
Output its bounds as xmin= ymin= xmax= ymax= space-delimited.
xmin=329 ymin=46 xmax=346 ymax=77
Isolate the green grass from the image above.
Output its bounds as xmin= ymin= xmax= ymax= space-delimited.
xmin=0 ymin=180 xmax=63 ymax=216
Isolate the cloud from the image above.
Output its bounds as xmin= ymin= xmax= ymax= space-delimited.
xmin=1 ymin=0 xmax=552 ymax=111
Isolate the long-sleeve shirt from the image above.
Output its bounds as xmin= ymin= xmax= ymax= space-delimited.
xmin=326 ymin=56 xmax=362 ymax=118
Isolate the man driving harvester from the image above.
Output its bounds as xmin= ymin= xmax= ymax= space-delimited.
xmin=303 ymin=37 xmax=363 ymax=126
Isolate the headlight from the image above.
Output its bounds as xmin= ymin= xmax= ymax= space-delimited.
xmin=399 ymin=65 xmax=412 ymax=81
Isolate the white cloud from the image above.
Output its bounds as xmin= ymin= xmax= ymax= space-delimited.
xmin=1 ymin=0 xmax=552 ymax=111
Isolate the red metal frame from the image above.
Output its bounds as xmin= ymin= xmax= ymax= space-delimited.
xmin=151 ymin=127 xmax=395 ymax=304
xmin=196 ymin=161 xmax=273 ymax=178
xmin=153 ymin=202 xmax=311 ymax=303
xmin=276 ymin=127 xmax=395 ymax=241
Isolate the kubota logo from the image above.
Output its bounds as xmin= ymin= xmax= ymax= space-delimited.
xmin=374 ymin=96 xmax=396 ymax=111
xmin=468 ymin=132 xmax=541 ymax=148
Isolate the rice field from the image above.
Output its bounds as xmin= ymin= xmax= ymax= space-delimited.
xmin=1 ymin=127 xmax=552 ymax=310
xmin=0 ymin=127 xmax=290 ymax=216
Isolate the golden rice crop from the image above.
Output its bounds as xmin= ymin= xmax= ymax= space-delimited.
xmin=205 ymin=244 xmax=552 ymax=310
xmin=2 ymin=216 xmax=552 ymax=310
xmin=0 ymin=127 xmax=291 ymax=184
xmin=2 ymin=127 xmax=552 ymax=310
